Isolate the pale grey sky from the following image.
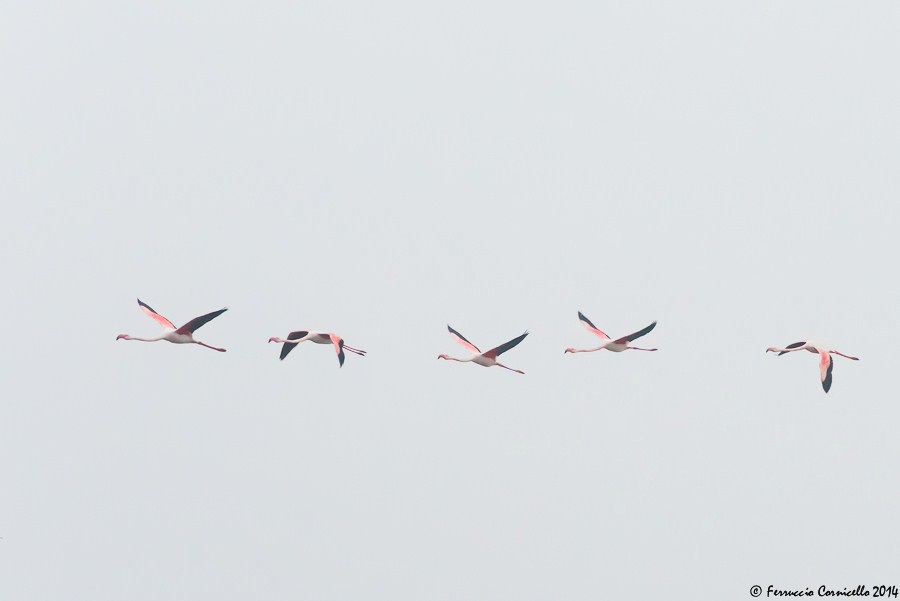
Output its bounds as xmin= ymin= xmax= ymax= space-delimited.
xmin=1 ymin=1 xmax=898 ymax=599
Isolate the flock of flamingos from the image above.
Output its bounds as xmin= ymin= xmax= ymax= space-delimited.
xmin=116 ymin=298 xmax=860 ymax=393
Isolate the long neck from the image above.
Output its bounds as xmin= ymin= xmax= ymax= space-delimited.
xmin=125 ymin=335 xmax=165 ymax=342
xmin=442 ymin=356 xmax=472 ymax=363
xmin=568 ymin=347 xmax=604 ymax=354
xmin=769 ymin=347 xmax=801 ymax=354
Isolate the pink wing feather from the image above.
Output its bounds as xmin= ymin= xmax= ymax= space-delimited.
xmin=819 ymin=350 xmax=834 ymax=392
xmin=137 ymin=299 xmax=176 ymax=330
xmin=447 ymin=325 xmax=481 ymax=354
xmin=578 ymin=311 xmax=609 ymax=340
xmin=330 ymin=333 xmax=346 ymax=367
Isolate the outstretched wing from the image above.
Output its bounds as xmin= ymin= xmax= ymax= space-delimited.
xmin=138 ymin=299 xmax=175 ymax=331
xmin=614 ymin=321 xmax=657 ymax=344
xmin=578 ymin=311 xmax=609 ymax=339
xmin=330 ymin=333 xmax=345 ymax=367
xmin=176 ymin=308 xmax=228 ymax=335
xmin=279 ymin=330 xmax=308 ymax=360
xmin=484 ymin=331 xmax=529 ymax=359
xmin=778 ymin=341 xmax=807 ymax=356
xmin=819 ymin=350 xmax=834 ymax=393
xmin=448 ymin=325 xmax=481 ymax=354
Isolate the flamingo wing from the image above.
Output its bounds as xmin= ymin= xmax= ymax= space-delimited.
xmin=137 ymin=299 xmax=176 ymax=331
xmin=778 ymin=341 xmax=807 ymax=356
xmin=279 ymin=330 xmax=308 ymax=360
xmin=330 ymin=334 xmax=345 ymax=367
xmin=578 ymin=311 xmax=610 ymax=339
xmin=176 ymin=308 xmax=228 ymax=335
xmin=484 ymin=331 xmax=529 ymax=359
xmin=819 ymin=350 xmax=834 ymax=393
xmin=614 ymin=321 xmax=657 ymax=345
xmin=448 ymin=325 xmax=481 ymax=354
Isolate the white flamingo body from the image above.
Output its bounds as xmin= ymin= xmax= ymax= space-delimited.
xmin=269 ymin=330 xmax=366 ymax=367
xmin=766 ymin=341 xmax=859 ymax=393
xmin=472 ymin=355 xmax=501 ymax=368
xmin=438 ymin=325 xmax=529 ymax=374
xmin=159 ymin=332 xmax=195 ymax=344
xmin=589 ymin=340 xmax=637 ymax=353
xmin=565 ymin=312 xmax=658 ymax=355
xmin=117 ymin=299 xmax=228 ymax=352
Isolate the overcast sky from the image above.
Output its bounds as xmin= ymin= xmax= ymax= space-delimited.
xmin=1 ymin=1 xmax=898 ymax=599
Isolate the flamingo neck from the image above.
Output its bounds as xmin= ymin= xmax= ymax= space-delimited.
xmin=122 ymin=335 xmax=166 ymax=342
xmin=768 ymin=347 xmax=801 ymax=354
xmin=441 ymin=355 xmax=471 ymax=363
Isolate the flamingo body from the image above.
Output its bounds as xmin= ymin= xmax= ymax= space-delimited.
xmin=766 ymin=341 xmax=859 ymax=393
xmin=268 ymin=331 xmax=366 ymax=367
xmin=116 ymin=299 xmax=228 ymax=352
xmin=438 ymin=325 xmax=528 ymax=374
xmin=565 ymin=312 xmax=658 ymax=355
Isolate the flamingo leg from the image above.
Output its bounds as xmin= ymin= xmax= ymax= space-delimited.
xmin=196 ymin=341 xmax=227 ymax=352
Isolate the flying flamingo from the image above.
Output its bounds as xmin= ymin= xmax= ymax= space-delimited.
xmin=766 ymin=341 xmax=859 ymax=392
xmin=268 ymin=331 xmax=366 ymax=367
xmin=117 ymin=299 xmax=228 ymax=352
xmin=438 ymin=325 xmax=528 ymax=374
xmin=564 ymin=312 xmax=658 ymax=354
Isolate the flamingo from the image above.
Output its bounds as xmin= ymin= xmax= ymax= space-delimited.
xmin=565 ymin=312 xmax=658 ymax=354
xmin=438 ymin=325 xmax=528 ymax=374
xmin=116 ymin=299 xmax=228 ymax=352
xmin=766 ymin=341 xmax=859 ymax=392
xmin=268 ymin=331 xmax=366 ymax=367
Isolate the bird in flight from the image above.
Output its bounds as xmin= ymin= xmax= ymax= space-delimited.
xmin=438 ymin=325 xmax=528 ymax=374
xmin=268 ymin=331 xmax=366 ymax=367
xmin=766 ymin=341 xmax=859 ymax=392
xmin=565 ymin=312 xmax=658 ymax=354
xmin=117 ymin=299 xmax=228 ymax=352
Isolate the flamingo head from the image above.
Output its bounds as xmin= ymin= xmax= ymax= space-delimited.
xmin=765 ymin=347 xmax=777 ymax=353
xmin=116 ymin=334 xmax=130 ymax=341
xmin=437 ymin=354 xmax=449 ymax=360
xmin=268 ymin=337 xmax=279 ymax=343
xmin=564 ymin=347 xmax=575 ymax=354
